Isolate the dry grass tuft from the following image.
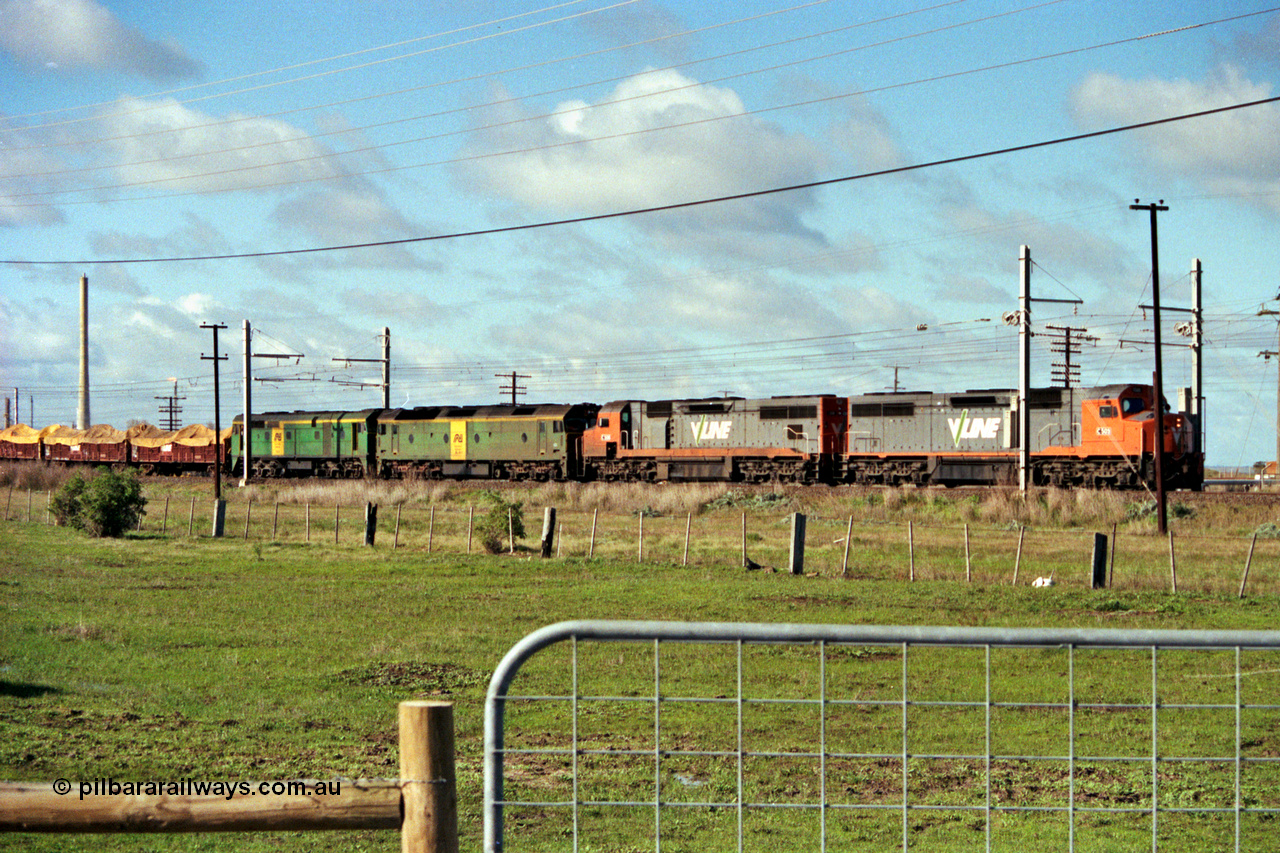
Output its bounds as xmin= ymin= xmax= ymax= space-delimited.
xmin=0 ymin=462 xmax=79 ymax=492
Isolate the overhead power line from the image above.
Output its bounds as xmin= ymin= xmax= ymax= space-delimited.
xmin=0 ymin=0 xmax=644 ymax=129
xmin=6 ymin=5 xmax=1267 ymax=204
xmin=7 ymin=93 xmax=1279 ymax=267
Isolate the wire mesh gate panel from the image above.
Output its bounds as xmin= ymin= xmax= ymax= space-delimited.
xmin=483 ymin=621 xmax=1280 ymax=853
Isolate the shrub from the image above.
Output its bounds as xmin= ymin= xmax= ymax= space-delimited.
xmin=475 ymin=490 xmax=524 ymax=554
xmin=49 ymin=473 xmax=87 ymax=528
xmin=50 ymin=468 xmax=146 ymax=537
xmin=1253 ymin=522 xmax=1280 ymax=539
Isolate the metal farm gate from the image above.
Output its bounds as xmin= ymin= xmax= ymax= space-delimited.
xmin=484 ymin=620 xmax=1280 ymax=853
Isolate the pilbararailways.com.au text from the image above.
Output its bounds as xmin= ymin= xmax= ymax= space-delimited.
xmin=64 ymin=778 xmax=343 ymax=800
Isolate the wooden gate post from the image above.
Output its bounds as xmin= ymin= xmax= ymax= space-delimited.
xmin=399 ymin=700 xmax=458 ymax=853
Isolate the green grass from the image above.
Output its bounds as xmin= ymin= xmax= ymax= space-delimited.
xmin=5 ymin=482 xmax=1280 ymax=851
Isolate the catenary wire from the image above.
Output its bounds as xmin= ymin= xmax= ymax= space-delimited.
xmin=6 ymin=5 xmax=1265 ymax=204
xmin=6 ymin=92 xmax=1278 ymax=265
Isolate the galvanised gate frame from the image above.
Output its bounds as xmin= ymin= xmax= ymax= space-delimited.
xmin=484 ymin=621 xmax=1280 ymax=852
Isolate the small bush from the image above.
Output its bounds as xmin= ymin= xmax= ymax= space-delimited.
xmin=704 ymin=491 xmax=790 ymax=512
xmin=50 ymin=468 xmax=146 ymax=537
xmin=1253 ymin=522 xmax=1280 ymax=539
xmin=475 ymin=490 xmax=524 ymax=554
xmin=1126 ymin=499 xmax=1157 ymax=521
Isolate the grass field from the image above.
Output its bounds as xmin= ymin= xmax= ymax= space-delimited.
xmin=4 ymin=476 xmax=1280 ymax=851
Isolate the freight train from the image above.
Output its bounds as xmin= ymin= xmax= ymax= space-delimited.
xmin=0 ymin=382 xmax=1202 ymax=490
xmin=0 ymin=422 xmax=226 ymax=475
xmin=226 ymin=382 xmax=1199 ymax=489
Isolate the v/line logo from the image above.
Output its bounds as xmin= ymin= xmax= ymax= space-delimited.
xmin=691 ymin=416 xmax=733 ymax=443
xmin=948 ymin=410 xmax=1001 ymax=446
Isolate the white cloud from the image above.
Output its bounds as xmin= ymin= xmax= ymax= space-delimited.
xmin=455 ymin=69 xmax=828 ymax=249
xmin=1071 ymin=65 xmax=1280 ymax=210
xmin=177 ymin=293 xmax=214 ymax=318
xmin=99 ymin=97 xmax=343 ymax=195
xmin=0 ymin=0 xmax=201 ymax=79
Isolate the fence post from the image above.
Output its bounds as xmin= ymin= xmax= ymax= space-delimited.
xmin=683 ymin=513 xmax=691 ymax=567
xmin=541 ymin=507 xmax=556 ymax=559
xmin=1169 ymin=531 xmax=1178 ymax=593
xmin=428 ymin=506 xmax=435 ymax=554
xmin=1109 ymin=521 xmax=1117 ymax=586
xmin=508 ymin=508 xmax=515 ymax=554
xmin=1012 ymin=526 xmax=1025 ymax=585
xmin=588 ymin=508 xmax=598 ymax=558
xmin=908 ymin=521 xmax=915 ymax=582
xmin=467 ymin=506 xmax=474 ymax=554
xmin=306 ymin=503 xmax=311 ymax=542
xmin=273 ymin=502 xmax=279 ymax=540
xmin=741 ymin=512 xmax=747 ymax=569
xmin=964 ymin=523 xmax=971 ymax=582
xmin=395 ymin=504 xmax=403 ymax=550
xmin=188 ymin=495 xmax=195 ymax=537
xmin=398 ymin=700 xmax=458 ymax=853
xmin=161 ymin=496 xmax=169 ymax=535
xmin=244 ymin=499 xmax=252 ymax=540
xmin=637 ymin=512 xmax=644 ymax=563
xmin=789 ymin=512 xmax=806 ymax=575
xmin=364 ymin=503 xmax=377 ymax=547
xmin=1241 ymin=533 xmax=1258 ymax=598
xmin=841 ymin=515 xmax=853 ymax=578
xmin=1091 ymin=532 xmax=1108 ymax=589
xmin=335 ymin=502 xmax=340 ymax=545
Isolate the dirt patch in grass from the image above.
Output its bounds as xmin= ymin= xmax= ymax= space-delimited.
xmin=333 ymin=661 xmax=487 ymax=695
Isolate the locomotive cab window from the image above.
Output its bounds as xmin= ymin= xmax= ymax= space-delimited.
xmin=1099 ymin=405 xmax=1118 ymax=419
xmin=599 ymin=418 xmax=610 ymax=428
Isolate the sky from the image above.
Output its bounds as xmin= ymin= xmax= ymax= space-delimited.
xmin=3 ymin=0 xmax=1280 ymax=469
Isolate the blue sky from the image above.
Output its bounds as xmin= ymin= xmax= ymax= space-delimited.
xmin=3 ymin=0 xmax=1280 ymax=468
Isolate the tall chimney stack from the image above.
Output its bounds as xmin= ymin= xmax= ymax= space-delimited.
xmin=77 ymin=274 xmax=90 ymax=429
